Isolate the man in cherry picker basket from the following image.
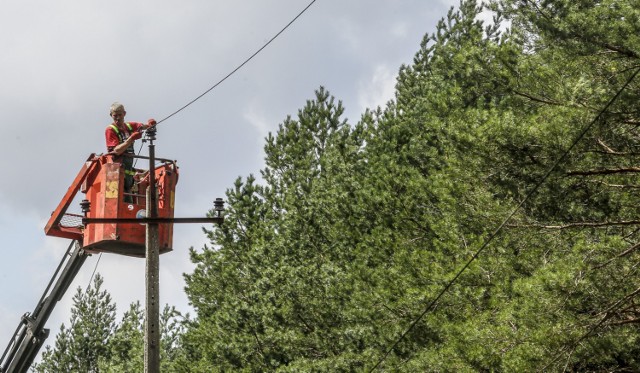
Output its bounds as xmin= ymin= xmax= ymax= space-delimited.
xmin=105 ymin=102 xmax=156 ymax=202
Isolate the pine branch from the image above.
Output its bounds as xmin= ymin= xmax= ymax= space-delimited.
xmin=508 ymin=220 xmax=640 ymax=229
xmin=591 ymin=241 xmax=640 ymax=270
xmin=596 ymin=139 xmax=617 ymax=153
xmin=587 ymin=180 xmax=640 ymax=189
xmin=567 ymin=167 xmax=640 ymax=176
xmin=511 ymin=89 xmax=563 ymax=106
xmin=605 ymin=318 xmax=640 ymax=326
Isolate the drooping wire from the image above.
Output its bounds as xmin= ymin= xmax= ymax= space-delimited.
xmin=154 ymin=0 xmax=318 ymax=126
xmin=132 ymin=0 xmax=317 ymax=168
xmin=369 ymin=66 xmax=640 ymax=372
xmin=85 ymin=253 xmax=103 ymax=293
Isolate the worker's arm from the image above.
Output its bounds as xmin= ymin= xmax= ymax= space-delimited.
xmin=110 ymin=132 xmax=141 ymax=155
xmin=105 ymin=120 xmax=155 ymax=155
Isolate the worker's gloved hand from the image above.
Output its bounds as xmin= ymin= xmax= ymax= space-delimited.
xmin=147 ymin=118 xmax=157 ymax=126
xmin=130 ymin=131 xmax=142 ymax=140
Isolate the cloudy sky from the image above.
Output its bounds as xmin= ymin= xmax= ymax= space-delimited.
xmin=0 ymin=0 xmax=458 ymax=360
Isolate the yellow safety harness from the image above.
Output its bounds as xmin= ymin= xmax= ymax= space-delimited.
xmin=109 ymin=123 xmax=136 ymax=175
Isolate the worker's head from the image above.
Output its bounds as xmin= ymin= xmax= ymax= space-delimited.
xmin=110 ymin=102 xmax=126 ymax=124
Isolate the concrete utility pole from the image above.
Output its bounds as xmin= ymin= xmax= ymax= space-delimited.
xmin=136 ymin=125 xmax=223 ymax=372
xmin=145 ymin=126 xmax=160 ymax=373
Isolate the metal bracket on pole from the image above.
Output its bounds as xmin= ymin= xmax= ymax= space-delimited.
xmin=83 ymin=217 xmax=224 ymax=224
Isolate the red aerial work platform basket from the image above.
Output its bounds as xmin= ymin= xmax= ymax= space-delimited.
xmin=44 ymin=153 xmax=179 ymax=257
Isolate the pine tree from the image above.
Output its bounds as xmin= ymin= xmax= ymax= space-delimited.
xmin=178 ymin=0 xmax=640 ymax=371
xmin=97 ymin=301 xmax=144 ymax=372
xmin=34 ymin=274 xmax=116 ymax=373
xmin=98 ymin=302 xmax=187 ymax=372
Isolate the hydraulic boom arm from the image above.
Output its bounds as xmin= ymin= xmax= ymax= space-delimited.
xmin=0 ymin=241 xmax=89 ymax=373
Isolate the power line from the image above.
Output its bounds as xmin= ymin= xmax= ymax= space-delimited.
xmin=134 ymin=1 xmax=316 ymax=168
xmin=134 ymin=0 xmax=317 ymax=158
xmin=155 ymin=0 xmax=318 ymax=126
xmin=369 ymin=66 xmax=640 ymax=372
xmin=85 ymin=253 xmax=103 ymax=292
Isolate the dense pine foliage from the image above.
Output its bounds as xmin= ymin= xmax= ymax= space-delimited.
xmin=33 ymin=275 xmax=186 ymax=373
xmin=38 ymin=0 xmax=640 ymax=371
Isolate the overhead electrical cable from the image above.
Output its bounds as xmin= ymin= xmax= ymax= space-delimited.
xmin=155 ymin=0 xmax=318 ymax=126
xmin=133 ymin=0 xmax=316 ymax=165
xmin=369 ymin=66 xmax=640 ymax=372
xmin=85 ymin=253 xmax=103 ymax=293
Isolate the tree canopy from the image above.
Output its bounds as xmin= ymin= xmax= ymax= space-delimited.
xmin=37 ymin=0 xmax=640 ymax=371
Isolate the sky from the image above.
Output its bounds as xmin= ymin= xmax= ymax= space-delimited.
xmin=0 ymin=0 xmax=459 ymax=362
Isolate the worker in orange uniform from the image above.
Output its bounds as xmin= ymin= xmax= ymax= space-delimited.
xmin=105 ymin=102 xmax=156 ymax=202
